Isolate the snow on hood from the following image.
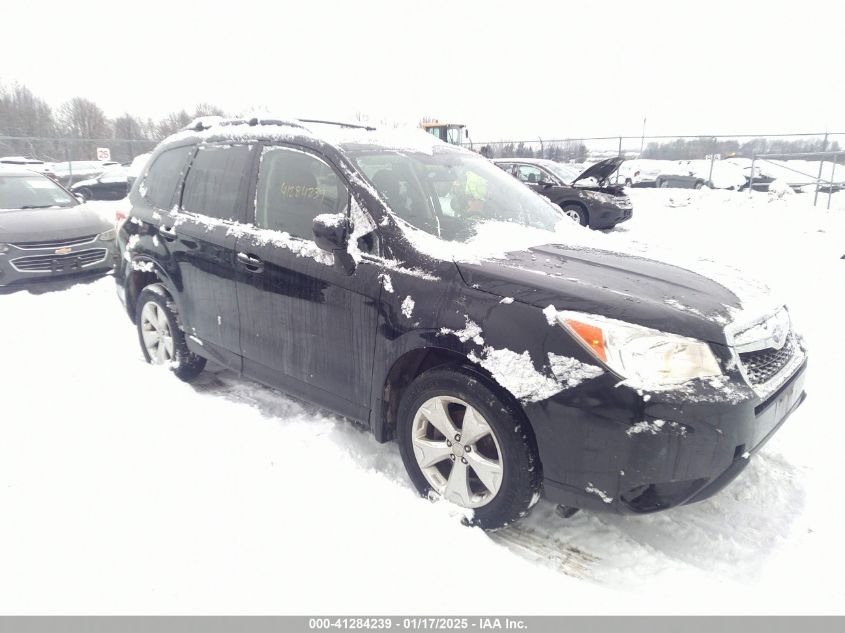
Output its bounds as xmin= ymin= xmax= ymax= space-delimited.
xmin=0 ymin=203 xmax=111 ymax=242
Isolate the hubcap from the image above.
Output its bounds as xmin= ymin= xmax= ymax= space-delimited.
xmin=140 ymin=301 xmax=174 ymax=364
xmin=411 ymin=396 xmax=504 ymax=509
xmin=563 ymin=208 xmax=581 ymax=222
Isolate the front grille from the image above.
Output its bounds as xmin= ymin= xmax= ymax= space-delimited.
xmin=11 ymin=248 xmax=108 ymax=272
xmin=739 ymin=334 xmax=796 ymax=386
xmin=11 ymin=234 xmax=97 ymax=250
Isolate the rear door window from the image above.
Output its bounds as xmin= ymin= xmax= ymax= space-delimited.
xmin=254 ymin=147 xmax=349 ymax=239
xmin=140 ymin=145 xmax=195 ymax=209
xmin=515 ymin=164 xmax=545 ymax=184
xmin=181 ymin=144 xmax=255 ymax=222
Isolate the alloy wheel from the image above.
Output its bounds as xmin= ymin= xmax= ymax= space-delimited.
xmin=563 ymin=208 xmax=582 ymax=222
xmin=411 ymin=396 xmax=504 ymax=508
xmin=140 ymin=301 xmax=174 ymax=364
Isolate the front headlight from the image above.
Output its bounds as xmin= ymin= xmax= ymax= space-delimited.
xmin=583 ymin=190 xmax=615 ymax=204
xmin=98 ymin=228 xmax=117 ymax=242
xmin=551 ymin=309 xmax=722 ymax=389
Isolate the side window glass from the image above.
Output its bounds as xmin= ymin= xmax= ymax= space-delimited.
xmin=255 ymin=147 xmax=349 ymax=240
xmin=141 ymin=146 xmax=194 ymax=209
xmin=516 ymin=165 xmax=543 ymax=184
xmin=181 ymin=144 xmax=254 ymax=221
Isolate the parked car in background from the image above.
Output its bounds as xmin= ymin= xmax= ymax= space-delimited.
xmin=655 ymin=160 xmax=746 ymax=190
xmin=50 ymin=160 xmax=120 ymax=187
xmin=655 ymin=172 xmax=707 ymax=189
xmin=0 ymin=167 xmax=117 ymax=289
xmin=616 ymin=159 xmax=663 ymax=187
xmin=0 ymin=156 xmax=58 ymax=181
xmin=127 ymin=153 xmax=152 ymax=189
xmin=493 ymin=157 xmax=632 ymax=229
xmin=71 ymin=166 xmax=130 ymax=201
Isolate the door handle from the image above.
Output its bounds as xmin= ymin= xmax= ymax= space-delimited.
xmin=236 ymin=252 xmax=264 ymax=273
xmin=159 ymin=225 xmax=177 ymax=241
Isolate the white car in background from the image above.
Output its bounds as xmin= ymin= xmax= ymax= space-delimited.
xmin=616 ymin=159 xmax=664 ymax=187
xmin=126 ymin=152 xmax=152 ymax=189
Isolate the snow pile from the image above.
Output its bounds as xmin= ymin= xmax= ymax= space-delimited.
xmin=768 ymin=179 xmax=795 ymax=199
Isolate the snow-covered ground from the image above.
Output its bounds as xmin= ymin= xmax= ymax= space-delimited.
xmin=1 ymin=190 xmax=844 ymax=614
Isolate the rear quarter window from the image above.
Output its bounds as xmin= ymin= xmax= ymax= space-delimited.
xmin=140 ymin=145 xmax=195 ymax=210
xmin=180 ymin=144 xmax=254 ymax=222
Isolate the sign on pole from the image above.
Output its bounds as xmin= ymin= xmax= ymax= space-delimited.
xmin=96 ymin=147 xmax=111 ymax=161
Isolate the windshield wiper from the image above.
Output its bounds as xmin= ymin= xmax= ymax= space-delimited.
xmin=20 ymin=205 xmax=56 ymax=209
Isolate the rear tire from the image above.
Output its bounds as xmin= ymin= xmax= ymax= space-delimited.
xmin=397 ymin=366 xmax=542 ymax=530
xmin=559 ymin=203 xmax=588 ymax=227
xmin=136 ymin=284 xmax=206 ymax=382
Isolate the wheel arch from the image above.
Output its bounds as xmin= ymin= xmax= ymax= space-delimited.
xmin=123 ymin=259 xmax=178 ymax=322
xmin=375 ymin=345 xmax=538 ymax=456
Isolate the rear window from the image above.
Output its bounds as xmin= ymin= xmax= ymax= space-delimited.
xmin=181 ymin=144 xmax=254 ymax=222
xmin=140 ymin=146 xmax=194 ymax=209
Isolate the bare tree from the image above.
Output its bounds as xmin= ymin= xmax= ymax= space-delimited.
xmin=0 ymin=83 xmax=58 ymax=158
xmin=153 ymin=110 xmax=192 ymax=140
xmin=193 ymin=103 xmax=225 ymax=117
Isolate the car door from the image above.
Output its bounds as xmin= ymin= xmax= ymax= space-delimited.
xmin=97 ymin=173 xmax=128 ymax=199
xmin=234 ymin=144 xmax=382 ymax=421
xmin=164 ymin=142 xmax=258 ymax=369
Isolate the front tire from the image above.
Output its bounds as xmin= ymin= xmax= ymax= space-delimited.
xmin=559 ymin=203 xmax=588 ymax=227
xmin=397 ymin=366 xmax=542 ymax=529
xmin=135 ymin=284 xmax=206 ymax=382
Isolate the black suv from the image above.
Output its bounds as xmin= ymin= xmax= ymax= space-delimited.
xmin=493 ymin=157 xmax=632 ymax=229
xmin=116 ymin=118 xmax=807 ymax=529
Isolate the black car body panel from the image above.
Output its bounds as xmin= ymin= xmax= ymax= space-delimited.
xmin=115 ymin=120 xmax=806 ymax=516
xmin=493 ymin=158 xmax=632 ymax=230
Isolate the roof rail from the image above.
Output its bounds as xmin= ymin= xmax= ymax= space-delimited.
xmin=183 ymin=116 xmax=308 ymax=133
xmin=298 ymin=118 xmax=376 ymax=131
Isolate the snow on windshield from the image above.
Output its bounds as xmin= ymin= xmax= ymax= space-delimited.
xmin=347 ymin=147 xmax=574 ymax=260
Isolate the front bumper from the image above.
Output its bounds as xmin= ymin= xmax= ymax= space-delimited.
xmin=527 ymin=359 xmax=807 ymax=514
xmin=590 ymin=201 xmax=633 ymax=229
xmin=0 ymin=240 xmax=117 ymax=288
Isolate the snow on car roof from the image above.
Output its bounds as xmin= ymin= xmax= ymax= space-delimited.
xmin=162 ymin=117 xmax=467 ymax=156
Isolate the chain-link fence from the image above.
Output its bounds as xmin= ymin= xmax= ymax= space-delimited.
xmin=0 ymin=135 xmax=158 ymax=187
xmin=469 ymin=131 xmax=845 ymax=205
xmin=470 ymin=132 xmax=845 ymax=164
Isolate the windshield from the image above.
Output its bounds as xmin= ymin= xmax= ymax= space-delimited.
xmin=542 ymin=161 xmax=580 ymax=183
xmin=349 ymin=148 xmax=562 ymax=243
xmin=0 ymin=174 xmax=77 ymax=210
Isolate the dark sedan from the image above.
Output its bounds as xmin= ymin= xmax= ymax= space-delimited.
xmin=70 ymin=167 xmax=130 ymax=201
xmin=493 ymin=157 xmax=632 ymax=229
xmin=0 ymin=168 xmax=117 ymax=288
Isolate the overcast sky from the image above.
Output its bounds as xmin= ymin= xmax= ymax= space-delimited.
xmin=3 ymin=0 xmax=843 ymax=142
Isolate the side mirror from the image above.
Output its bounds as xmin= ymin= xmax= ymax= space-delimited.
xmin=312 ymin=213 xmax=356 ymax=275
xmin=539 ymin=179 xmax=555 ymax=189
xmin=74 ymin=194 xmax=85 ymax=204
